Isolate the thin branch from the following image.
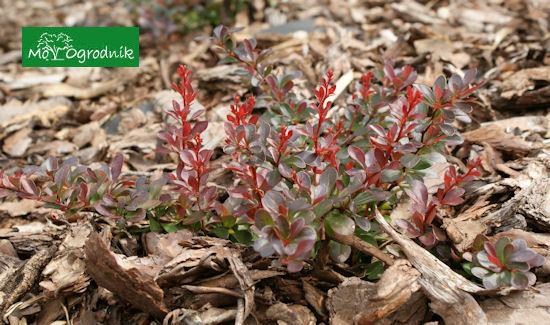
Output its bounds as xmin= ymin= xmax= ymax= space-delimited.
xmin=330 ymin=232 xmax=394 ymax=266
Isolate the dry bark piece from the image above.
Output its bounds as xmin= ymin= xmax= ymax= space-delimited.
xmin=84 ymin=231 xmax=168 ymax=319
xmin=373 ymin=291 xmax=427 ymax=325
xmin=156 ymin=237 xmax=236 ymax=287
xmin=0 ymin=199 xmax=44 ymax=218
xmin=0 ymin=230 xmax=60 ymax=255
xmin=0 ymin=51 xmax=21 ymax=66
xmin=39 ymin=222 xmax=92 ymax=297
xmin=197 ymin=269 xmax=282 ymax=289
xmin=301 ymin=279 xmax=327 ymax=318
xmin=143 ymin=229 xmax=193 ymax=261
xmin=2 ymin=128 xmax=32 ymax=156
xmin=265 ymin=302 xmax=316 ymax=325
xmin=35 ymin=297 xmax=83 ymax=325
xmin=326 ymin=259 xmax=422 ymax=325
xmin=0 ymin=255 xmax=20 ymax=275
xmin=71 ymin=121 xmax=105 ymax=148
xmin=118 ymin=108 xmax=148 ymax=133
xmin=33 ymin=78 xmax=122 ymax=99
xmin=446 ymin=177 xmax=550 ymax=252
xmin=225 ymin=252 xmax=255 ymax=324
xmin=493 ymin=66 xmax=550 ymax=109
xmin=463 ymin=124 xmax=531 ymax=157
xmin=373 ymin=210 xmax=487 ymax=325
xmin=0 ymin=246 xmax=57 ymax=318
xmin=0 ymin=240 xmax=17 ymax=259
xmin=481 ymin=116 xmax=548 ymax=135
xmin=6 ymin=73 xmax=66 ymax=91
xmin=0 ymin=97 xmax=72 ymax=128
xmin=163 ymin=307 xmax=237 ymax=325
xmin=181 ymin=284 xmax=242 ymax=297
xmin=391 ymin=1 xmax=446 ymax=25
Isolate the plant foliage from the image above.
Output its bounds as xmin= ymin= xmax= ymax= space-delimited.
xmin=129 ymin=0 xmax=249 ymax=38
xmin=463 ymin=236 xmax=545 ymax=290
xmin=1 ymin=25 xmax=544 ymax=288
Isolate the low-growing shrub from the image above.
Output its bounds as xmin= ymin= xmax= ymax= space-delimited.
xmin=1 ymin=25 xmax=545 ymax=289
xmin=204 ymin=25 xmax=483 ymax=270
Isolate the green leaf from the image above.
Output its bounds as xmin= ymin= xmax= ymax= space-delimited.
xmin=357 ymin=233 xmax=377 ymax=246
xmin=381 ymin=169 xmax=403 ymax=182
xmin=282 ymin=156 xmax=306 ymax=169
xmin=149 ymin=217 xmax=162 ymax=232
xmin=412 ymin=159 xmax=431 ymax=170
xmin=222 ymin=214 xmax=237 ymax=228
xmin=44 ymin=203 xmax=62 ymax=210
xmin=326 ymin=214 xmax=355 ymax=236
xmin=313 ymin=199 xmax=333 ymax=218
xmin=400 ymin=154 xmax=421 ymax=169
xmin=263 ymin=65 xmax=273 ymax=77
xmin=320 ymin=167 xmax=338 ymax=192
xmin=211 ymin=226 xmax=229 ymax=239
xmin=329 ymin=241 xmax=351 ymax=263
xmin=278 ymin=103 xmax=294 ymax=118
xmin=161 ymin=222 xmax=181 ymax=233
xmin=365 ymin=261 xmax=384 ymax=280
xmin=232 ymin=229 xmax=252 ymax=244
xmin=462 ymin=262 xmax=473 ymax=275
xmin=219 ymin=56 xmax=239 ymax=64
xmin=354 ymin=192 xmax=376 ymax=206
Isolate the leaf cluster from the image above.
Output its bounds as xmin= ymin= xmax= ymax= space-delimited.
xmin=0 ymin=155 xmax=166 ymax=223
xmin=464 ymin=236 xmax=545 ymax=290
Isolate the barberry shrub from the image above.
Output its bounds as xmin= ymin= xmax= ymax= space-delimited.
xmin=205 ymin=26 xmax=484 ymax=271
xmin=1 ymin=25 xmax=544 ymax=288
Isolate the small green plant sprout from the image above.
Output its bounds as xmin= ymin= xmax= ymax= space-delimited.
xmin=464 ymin=236 xmax=546 ymax=290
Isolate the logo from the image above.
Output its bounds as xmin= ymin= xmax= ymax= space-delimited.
xmin=22 ymin=27 xmax=139 ymax=67
xmin=34 ymin=32 xmax=74 ymax=61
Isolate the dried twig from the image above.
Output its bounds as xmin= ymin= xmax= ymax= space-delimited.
xmin=182 ymin=285 xmax=243 ymax=298
xmin=329 ymin=232 xmax=394 ymax=266
xmin=373 ymin=209 xmax=487 ymax=325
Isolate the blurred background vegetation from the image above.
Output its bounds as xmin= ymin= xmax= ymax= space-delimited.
xmin=128 ymin=0 xmax=252 ymax=38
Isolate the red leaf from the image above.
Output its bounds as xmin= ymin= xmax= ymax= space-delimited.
xmin=348 ymin=146 xmax=365 ymax=169
xmin=110 ymin=154 xmax=124 ymax=181
xmin=442 ymin=188 xmax=465 ymax=205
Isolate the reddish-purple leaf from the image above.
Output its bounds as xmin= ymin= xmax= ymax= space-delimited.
xmin=261 ymin=190 xmax=285 ymax=214
xmin=190 ymin=121 xmax=208 ymax=137
xmin=289 ymin=218 xmax=305 ymax=238
xmin=95 ymin=204 xmax=118 ymax=219
xmin=463 ymin=68 xmax=477 ymax=85
xmin=405 ymin=180 xmax=428 ymax=207
xmin=484 ymin=242 xmax=497 ymax=259
xmin=370 ymin=124 xmax=386 ymax=138
xmin=442 ymin=188 xmax=465 ymax=205
xmin=508 ymin=249 xmax=537 ymax=263
xmin=110 ymin=154 xmax=123 ymax=181
xmin=54 ymin=165 xmax=70 ymax=187
xmin=348 ymin=145 xmax=365 ymax=169
xmin=21 ymin=177 xmax=39 ymax=197
xmin=394 ymin=219 xmax=419 ymax=236
xmin=419 ymin=233 xmax=436 ymax=247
